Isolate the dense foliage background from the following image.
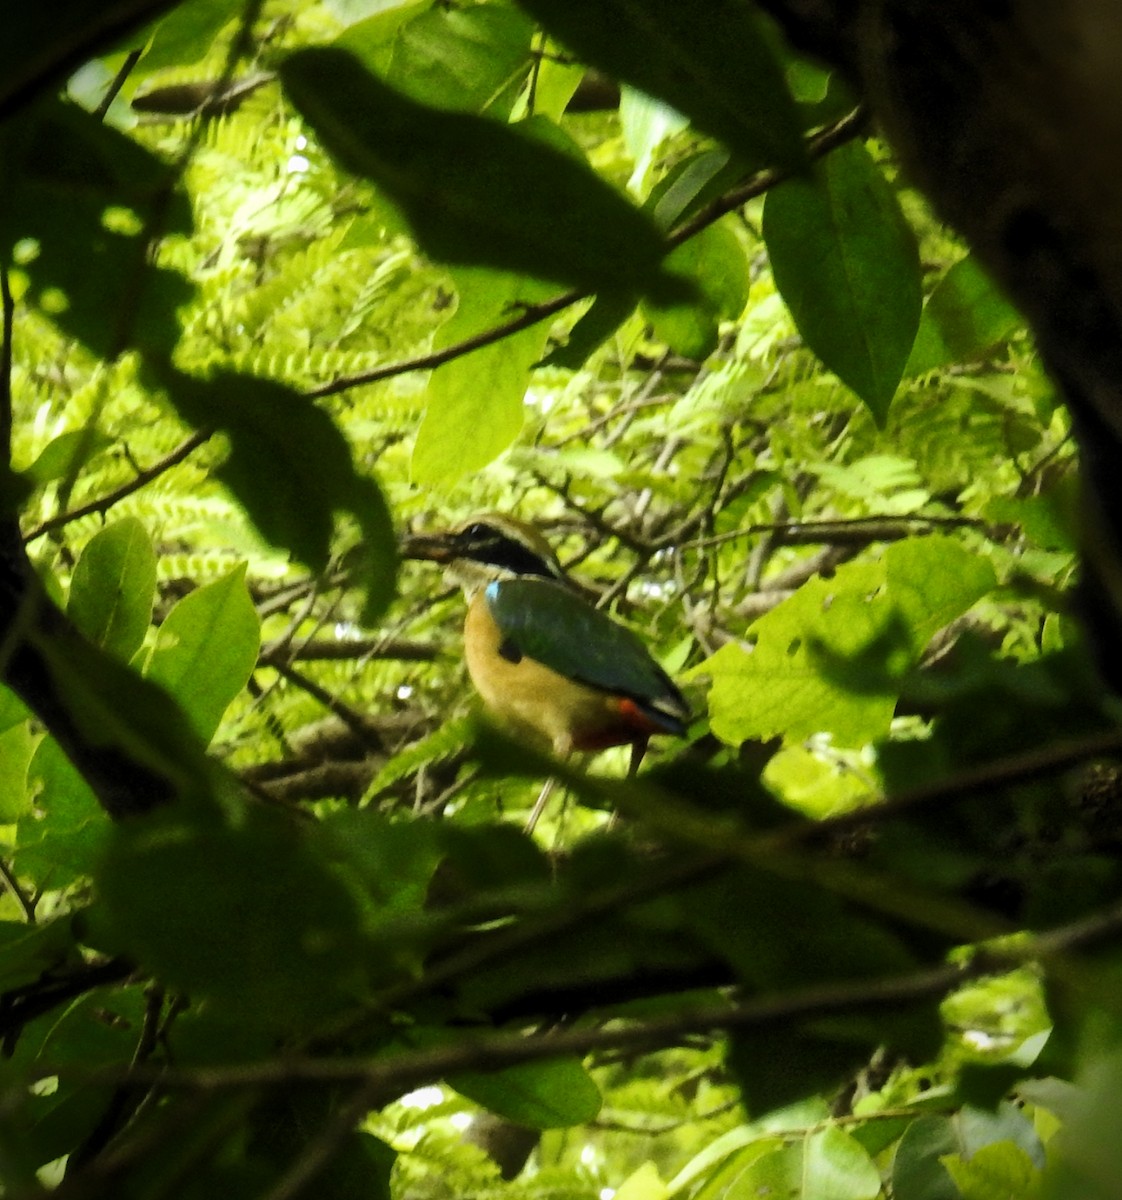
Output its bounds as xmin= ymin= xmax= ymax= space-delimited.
xmin=1 ymin=1 xmax=1121 ymax=1197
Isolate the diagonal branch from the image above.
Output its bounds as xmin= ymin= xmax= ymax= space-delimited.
xmin=22 ymin=428 xmax=213 ymax=543
xmin=303 ymin=106 xmax=867 ymax=399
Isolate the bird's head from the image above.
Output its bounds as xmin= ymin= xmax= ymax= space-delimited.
xmin=401 ymin=514 xmax=568 ymax=595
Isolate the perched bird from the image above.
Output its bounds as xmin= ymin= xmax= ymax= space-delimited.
xmin=402 ymin=515 xmax=690 ymax=776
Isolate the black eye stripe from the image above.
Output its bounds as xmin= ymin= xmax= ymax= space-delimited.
xmin=454 ymin=527 xmax=559 ymax=579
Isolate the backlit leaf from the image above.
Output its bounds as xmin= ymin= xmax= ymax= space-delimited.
xmin=145 ymin=563 xmax=260 ymax=744
xmin=67 ymin=517 xmax=157 ymax=662
xmin=764 ymin=140 xmax=921 ymax=422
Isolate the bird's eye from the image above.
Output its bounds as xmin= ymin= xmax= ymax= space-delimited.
xmin=462 ymin=522 xmax=494 ymax=540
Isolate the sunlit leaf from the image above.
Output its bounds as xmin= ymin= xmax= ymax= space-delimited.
xmin=906 ymin=254 xmax=1024 ymax=375
xmin=381 ymin=4 xmax=535 ymax=115
xmin=703 ymin=537 xmax=996 ymax=746
xmin=145 ymin=563 xmax=260 ymax=744
xmin=412 ymin=266 xmax=553 ymax=483
xmin=67 ymin=517 xmax=157 ymax=662
xmin=764 ymin=140 xmax=921 ymax=422
xmin=450 ymin=1056 xmax=602 ymax=1129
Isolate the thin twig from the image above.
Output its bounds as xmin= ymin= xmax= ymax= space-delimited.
xmin=0 ymin=856 xmax=34 ymax=922
xmin=303 ymin=291 xmax=584 ymax=399
xmin=22 ymin=428 xmax=213 ymax=543
xmin=94 ymin=49 xmax=142 ymax=120
xmin=778 ymin=726 xmax=1122 ymax=851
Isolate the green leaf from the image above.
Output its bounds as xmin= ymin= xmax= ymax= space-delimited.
xmin=941 ymin=1141 xmax=1042 ymax=1200
xmin=138 ymin=0 xmax=235 ymax=71
xmin=412 ymin=266 xmax=553 ymax=484
xmin=31 ymin=623 xmax=215 ymax=804
xmin=539 ymin=290 xmax=637 ymax=370
xmin=450 ymin=1056 xmax=602 ymax=1129
xmin=67 ymin=517 xmax=157 ymax=662
xmin=620 ymin=85 xmax=689 ymax=193
xmin=645 ymin=147 xmax=740 ymax=231
xmin=763 ymin=141 xmax=921 ymax=422
xmin=893 ymin=1108 xmax=1045 ymax=1200
xmin=381 ymin=4 xmax=535 ymax=115
xmin=703 ymin=536 xmax=996 ymax=746
xmin=906 ymin=255 xmax=1024 ymax=375
xmin=0 ymin=918 xmax=76 ymax=992
xmin=0 ymin=721 xmax=36 ymax=821
xmin=615 ymin=1162 xmax=667 ymax=1200
xmin=279 ymin=48 xmax=682 ymax=299
xmin=91 ymin=806 xmax=367 ymax=1029
xmin=157 ymin=368 xmax=397 ymax=623
xmin=145 ymin=563 xmax=260 ymax=744
xmin=15 ymin=737 xmax=109 ymax=889
xmin=642 ymin=219 xmax=749 ymax=358
xmin=515 ymin=0 xmax=806 ymax=171
xmin=802 ymin=1127 xmax=882 ymax=1200
xmin=24 ymin=429 xmax=113 ymax=485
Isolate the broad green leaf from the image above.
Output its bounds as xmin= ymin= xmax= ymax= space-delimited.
xmin=412 ymin=266 xmax=553 ymax=483
xmin=23 ymin=429 xmax=113 ymax=485
xmin=91 ymin=807 xmax=366 ymax=1029
xmin=893 ymin=1107 xmax=1045 ymax=1200
xmin=15 ymin=737 xmax=108 ymax=889
xmin=0 ymin=721 xmax=36 ymax=821
xmin=138 ymin=0 xmax=235 ymax=71
xmin=515 ymin=0 xmax=805 ymax=171
xmin=646 ymin=147 xmax=740 ymax=231
xmin=723 ymin=1143 xmax=800 ymax=1200
xmin=280 ymin=48 xmax=682 ymax=299
xmin=67 ymin=517 xmax=157 ymax=661
xmin=621 ymin=85 xmax=689 ymax=194
xmin=157 ymin=368 xmax=397 ymax=623
xmin=0 ymin=918 xmax=76 ymax=992
xmin=675 ymin=1135 xmax=777 ymax=1200
xmin=0 ymin=686 xmax=29 ymax=735
xmin=539 ymin=290 xmax=637 ymax=370
xmin=703 ymin=537 xmax=996 ymax=746
xmin=802 ymin=1127 xmax=881 ymax=1200
xmin=31 ymin=623 xmax=215 ymax=807
xmin=615 ymin=1161 xmax=667 ymax=1200
xmin=906 ymin=255 xmax=1024 ymax=375
xmin=334 ymin=0 xmax=431 ymax=75
xmin=941 ymin=1142 xmax=1042 ymax=1200
xmin=145 ymin=563 xmax=260 ymax=744
xmin=763 ymin=140 xmax=921 ymax=422
xmin=383 ymin=4 xmax=535 ymax=115
xmin=642 ymin=219 xmax=749 ymax=359
xmin=450 ymin=1056 xmax=602 ymax=1129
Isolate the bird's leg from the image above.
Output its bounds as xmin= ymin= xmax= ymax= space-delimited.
xmin=525 ymin=775 xmax=557 ymax=835
xmin=627 ymin=737 xmax=649 ymax=779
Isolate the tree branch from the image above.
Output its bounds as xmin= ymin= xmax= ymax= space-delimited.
xmin=22 ymin=429 xmax=213 ymax=544
xmin=53 ymin=895 xmax=1122 ymax=1095
xmin=302 ymin=107 xmax=867 ymax=399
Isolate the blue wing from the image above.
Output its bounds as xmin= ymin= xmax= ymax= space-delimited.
xmin=485 ymin=578 xmax=688 ymax=733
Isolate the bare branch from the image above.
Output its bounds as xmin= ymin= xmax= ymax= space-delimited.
xmin=22 ymin=429 xmax=213 ymax=543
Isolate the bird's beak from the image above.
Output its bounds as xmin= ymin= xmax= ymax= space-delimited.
xmin=399 ymin=530 xmax=456 ymax=563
